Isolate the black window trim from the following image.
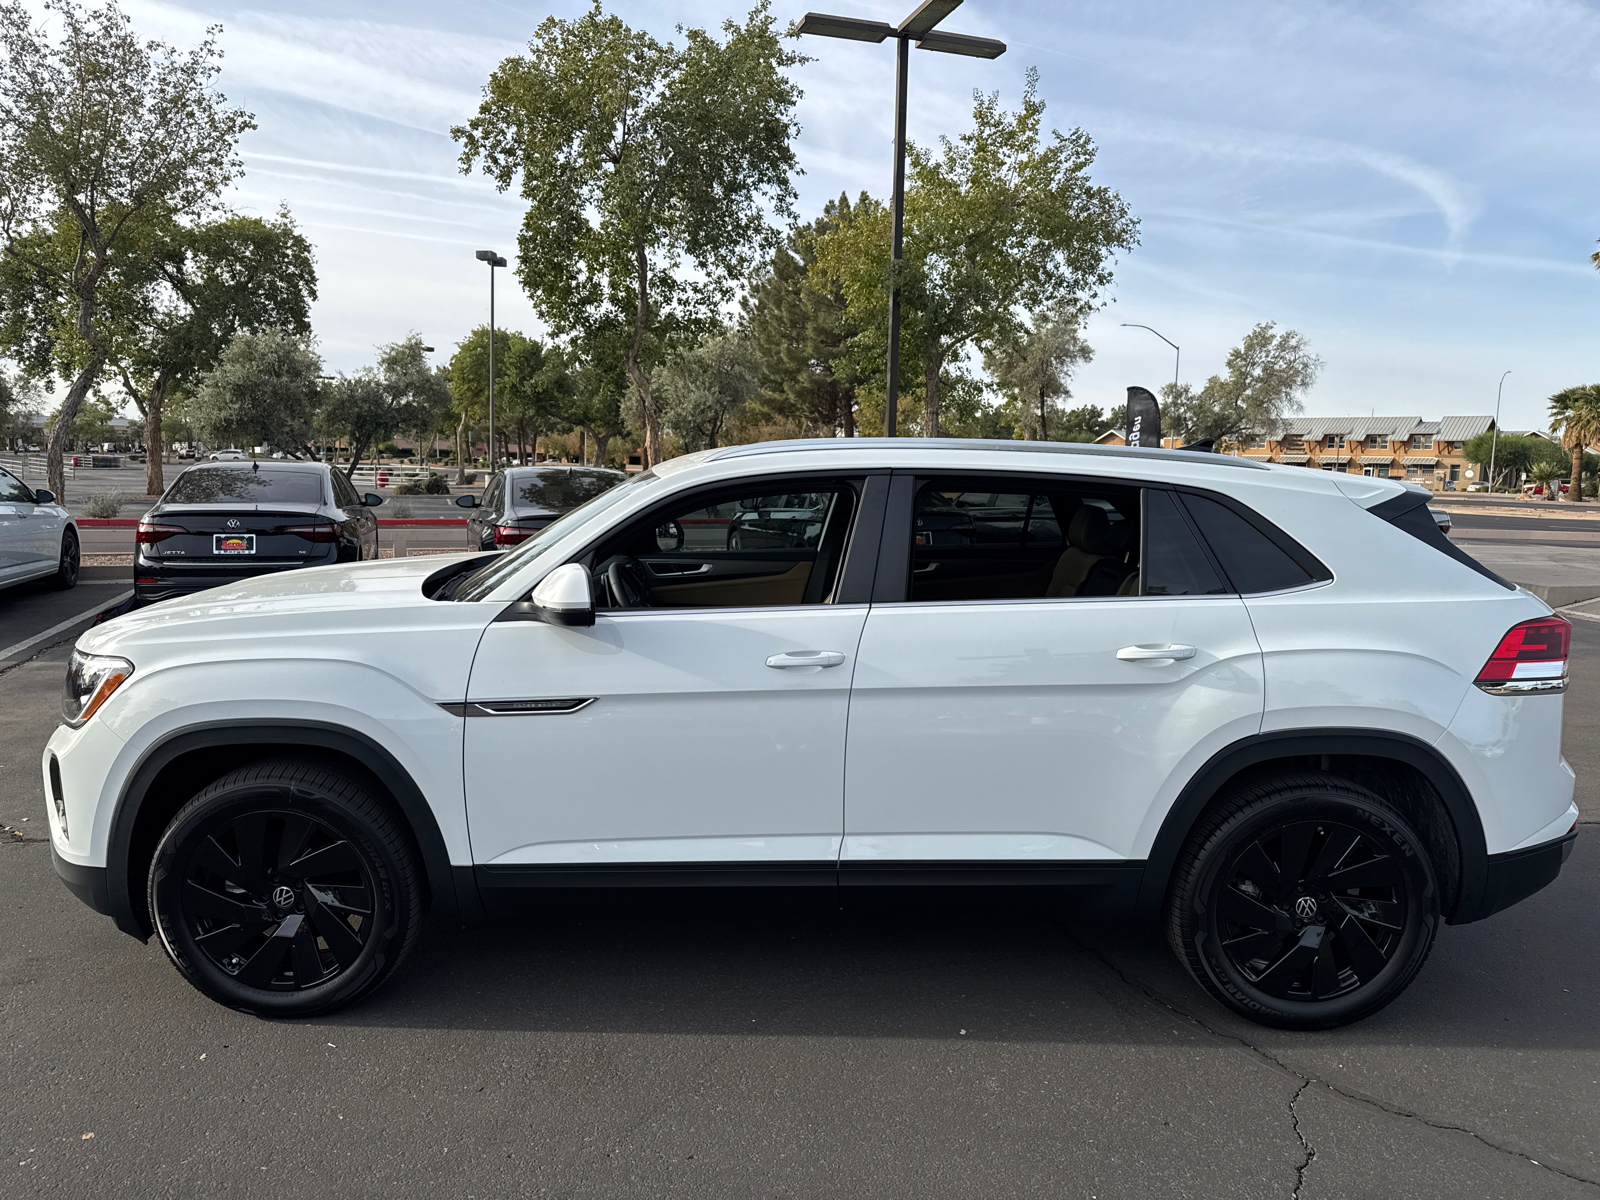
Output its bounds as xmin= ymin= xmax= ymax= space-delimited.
xmin=553 ymin=468 xmax=891 ymax=611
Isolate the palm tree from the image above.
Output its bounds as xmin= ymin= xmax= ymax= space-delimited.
xmin=1548 ymin=384 xmax=1600 ymax=502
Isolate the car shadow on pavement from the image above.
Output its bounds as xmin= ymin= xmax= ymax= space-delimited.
xmin=321 ymin=842 xmax=1600 ymax=1051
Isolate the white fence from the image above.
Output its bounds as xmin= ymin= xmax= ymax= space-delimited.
xmin=0 ymin=454 xmax=76 ymax=481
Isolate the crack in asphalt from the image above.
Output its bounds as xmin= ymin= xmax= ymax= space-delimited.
xmin=1061 ymin=928 xmax=1600 ymax=1194
xmin=0 ymin=628 xmax=82 ymax=678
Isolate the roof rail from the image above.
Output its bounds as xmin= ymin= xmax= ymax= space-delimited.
xmin=705 ymin=437 xmax=1268 ymax=470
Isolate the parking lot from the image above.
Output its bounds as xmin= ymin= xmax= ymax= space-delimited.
xmin=2 ymin=561 xmax=1598 ymax=1198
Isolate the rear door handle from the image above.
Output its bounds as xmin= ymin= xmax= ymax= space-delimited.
xmin=1117 ymin=644 xmax=1197 ymax=661
xmin=767 ymin=650 xmax=847 ymax=669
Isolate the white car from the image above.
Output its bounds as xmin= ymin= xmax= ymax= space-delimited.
xmin=208 ymin=449 xmax=248 ymax=461
xmin=45 ymin=440 xmax=1578 ymax=1028
xmin=0 ymin=466 xmax=78 ymax=591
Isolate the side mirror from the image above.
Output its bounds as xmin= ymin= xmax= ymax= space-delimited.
xmin=654 ymin=520 xmax=684 ymax=551
xmin=530 ymin=562 xmax=595 ymax=627
xmin=33 ymin=489 xmax=54 ymax=505
xmin=455 ymin=493 xmax=479 ymax=509
xmin=363 ymin=493 xmax=384 ymax=507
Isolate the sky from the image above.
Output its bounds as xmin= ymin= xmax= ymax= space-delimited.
xmin=106 ymin=0 xmax=1600 ymax=432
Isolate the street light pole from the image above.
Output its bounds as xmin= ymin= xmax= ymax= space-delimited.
xmin=797 ymin=1 xmax=1005 ymax=437
xmin=475 ymin=250 xmax=507 ymax=473
xmin=1489 ymin=369 xmax=1510 ymax=493
xmin=1121 ymin=323 xmax=1179 ymax=389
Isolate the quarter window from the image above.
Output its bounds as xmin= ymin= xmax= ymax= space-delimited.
xmin=1178 ymin=493 xmax=1326 ymax=593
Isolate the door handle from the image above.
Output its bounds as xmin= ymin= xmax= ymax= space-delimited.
xmin=1117 ymin=644 xmax=1197 ymax=661
xmin=766 ymin=650 xmax=847 ymax=669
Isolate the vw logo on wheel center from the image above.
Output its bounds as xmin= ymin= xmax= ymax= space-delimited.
xmin=1294 ymin=896 xmax=1320 ymax=920
xmin=272 ymin=885 xmax=295 ymax=909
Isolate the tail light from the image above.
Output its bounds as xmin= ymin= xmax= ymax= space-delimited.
xmin=136 ymin=522 xmax=184 ymax=544
xmin=286 ymin=522 xmax=343 ymax=543
xmin=1475 ymin=616 xmax=1570 ymax=695
xmin=494 ymin=524 xmax=532 ymax=546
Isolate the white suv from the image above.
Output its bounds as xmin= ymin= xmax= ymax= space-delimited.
xmin=44 ymin=440 xmax=1578 ymax=1028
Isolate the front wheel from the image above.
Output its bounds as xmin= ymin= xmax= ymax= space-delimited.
xmin=50 ymin=528 xmax=79 ymax=590
xmin=148 ymin=758 xmax=424 ymax=1017
xmin=1166 ymin=773 xmax=1439 ymax=1029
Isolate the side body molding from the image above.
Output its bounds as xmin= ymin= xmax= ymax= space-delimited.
xmin=107 ymin=720 xmax=479 ymax=940
xmin=1138 ymin=728 xmax=1490 ymax=925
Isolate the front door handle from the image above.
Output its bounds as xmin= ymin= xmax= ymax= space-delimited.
xmin=767 ymin=650 xmax=847 ymax=669
xmin=1117 ymin=644 xmax=1197 ymax=662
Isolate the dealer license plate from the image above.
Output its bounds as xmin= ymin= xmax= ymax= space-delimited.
xmin=213 ymin=533 xmax=256 ymax=555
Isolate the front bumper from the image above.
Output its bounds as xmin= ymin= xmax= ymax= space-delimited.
xmin=1478 ymin=829 xmax=1578 ymax=920
xmin=52 ymin=844 xmax=112 ymax=916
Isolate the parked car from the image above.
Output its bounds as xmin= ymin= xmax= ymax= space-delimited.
xmin=132 ymin=461 xmax=382 ymax=605
xmin=0 ymin=466 xmax=77 ymax=591
xmin=456 ymin=464 xmax=624 ymax=551
xmin=208 ymin=449 xmax=248 ymax=462
xmin=49 ymin=441 xmax=1576 ymax=1029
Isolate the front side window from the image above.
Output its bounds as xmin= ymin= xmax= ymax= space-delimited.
xmin=0 ymin=467 xmax=35 ymax=503
xmin=593 ymin=482 xmax=858 ymax=610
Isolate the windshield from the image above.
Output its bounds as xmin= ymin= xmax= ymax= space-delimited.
xmin=512 ymin=468 xmax=623 ymax=513
xmin=455 ymin=469 xmax=662 ymax=602
xmin=165 ymin=466 xmax=325 ymax=506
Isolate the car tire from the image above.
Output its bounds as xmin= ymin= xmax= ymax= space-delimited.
xmin=50 ymin=528 xmax=79 ymax=590
xmin=1165 ymin=773 xmax=1440 ymax=1030
xmin=148 ymin=757 xmax=424 ymax=1017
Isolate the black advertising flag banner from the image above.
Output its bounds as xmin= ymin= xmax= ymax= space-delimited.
xmin=1125 ymin=386 xmax=1162 ymax=447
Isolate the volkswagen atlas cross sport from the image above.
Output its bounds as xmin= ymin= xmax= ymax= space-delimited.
xmin=45 ymin=440 xmax=1578 ymax=1029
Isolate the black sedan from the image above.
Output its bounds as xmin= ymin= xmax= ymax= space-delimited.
xmin=134 ymin=461 xmax=382 ymax=604
xmin=456 ymin=464 xmax=625 ymax=551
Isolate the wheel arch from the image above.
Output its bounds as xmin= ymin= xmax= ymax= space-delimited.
xmin=106 ymin=720 xmax=479 ymax=941
xmin=1138 ymin=729 xmax=1490 ymax=925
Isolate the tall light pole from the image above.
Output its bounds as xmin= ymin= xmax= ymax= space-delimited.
xmin=797 ymin=1 xmax=1004 ymax=437
xmin=475 ymin=250 xmax=507 ymax=472
xmin=1121 ymin=323 xmax=1179 ymax=389
xmin=1488 ymin=369 xmax=1510 ymax=493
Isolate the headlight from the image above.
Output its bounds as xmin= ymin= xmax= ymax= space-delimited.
xmin=62 ymin=650 xmax=133 ymax=727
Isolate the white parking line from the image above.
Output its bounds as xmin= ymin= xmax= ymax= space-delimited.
xmin=0 ymin=589 xmax=132 ymax=663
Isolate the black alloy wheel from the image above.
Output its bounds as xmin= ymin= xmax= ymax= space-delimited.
xmin=51 ymin=529 xmax=79 ymax=590
xmin=149 ymin=759 xmax=422 ymax=1016
xmin=1166 ymin=773 xmax=1439 ymax=1029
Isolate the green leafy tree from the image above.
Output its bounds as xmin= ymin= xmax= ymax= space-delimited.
xmin=323 ymin=335 xmax=450 ymax=479
xmin=1547 ymin=384 xmax=1600 ymax=503
xmin=814 ymin=72 xmax=1136 ymax=436
xmin=446 ymin=326 xmax=514 ymax=480
xmin=1465 ymin=431 xmax=1533 ymax=490
xmin=498 ymin=334 xmax=573 ymax=464
xmin=113 ymin=207 xmax=316 ymax=494
xmin=0 ymin=0 xmax=255 ymax=499
xmin=189 ymin=327 xmax=320 ymax=454
xmin=453 ymin=1 xmax=803 ymax=468
xmin=746 ymin=194 xmax=862 ymax=437
xmin=1161 ymin=322 xmax=1321 ymax=447
xmin=653 ymin=329 xmax=759 ymax=453
xmin=984 ymin=308 xmax=1094 ymax=441
xmin=565 ymin=319 xmax=632 ymax=467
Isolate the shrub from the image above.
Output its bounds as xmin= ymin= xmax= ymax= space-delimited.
xmin=423 ymin=472 xmax=451 ymax=495
xmin=83 ymin=492 xmax=123 ymax=518
xmin=389 ymin=499 xmax=413 ymax=518
xmin=392 ymin=482 xmax=425 ymax=496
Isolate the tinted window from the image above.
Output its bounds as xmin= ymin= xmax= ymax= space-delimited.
xmin=165 ymin=466 xmax=326 ymax=506
xmin=331 ymin=471 xmax=359 ymax=507
xmin=513 ymin=468 xmax=622 ymax=513
xmin=1142 ymin=489 xmax=1227 ymax=596
xmin=1179 ymin=493 xmax=1320 ymax=593
xmin=0 ymin=468 xmax=34 ymax=503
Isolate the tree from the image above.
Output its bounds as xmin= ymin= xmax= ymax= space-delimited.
xmin=1530 ymin=458 xmax=1562 ymax=501
xmin=114 ymin=207 xmax=316 ymax=495
xmin=984 ymin=308 xmax=1093 ymax=440
xmin=497 ymin=334 xmax=572 ymax=463
xmin=0 ymin=0 xmax=255 ymax=499
xmin=446 ymin=326 xmax=514 ymax=481
xmin=1548 ymin=385 xmax=1600 ymax=503
xmin=565 ymin=319 xmax=632 ymax=467
xmin=814 ymin=72 xmax=1136 ymax=436
xmin=746 ymin=194 xmax=862 ymax=437
xmin=453 ymin=2 xmax=803 ymax=468
xmin=1161 ymin=323 xmax=1321 ymax=446
xmin=189 ymin=327 xmax=320 ymax=454
xmin=653 ymin=329 xmax=759 ymax=453
xmin=323 ymin=335 xmax=450 ymax=479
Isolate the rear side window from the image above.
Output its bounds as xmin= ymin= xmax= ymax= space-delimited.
xmin=165 ymin=467 xmax=325 ymax=505
xmin=1179 ymin=493 xmax=1329 ymax=594
xmin=1141 ymin=490 xmax=1227 ymax=596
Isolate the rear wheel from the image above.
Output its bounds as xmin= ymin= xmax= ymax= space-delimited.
xmin=50 ymin=529 xmax=79 ymax=589
xmin=1166 ymin=773 xmax=1439 ymax=1029
xmin=148 ymin=758 xmax=423 ymax=1017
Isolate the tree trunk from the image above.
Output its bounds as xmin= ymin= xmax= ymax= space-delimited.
xmin=842 ymin=389 xmax=855 ymax=438
xmin=626 ymin=246 xmax=660 ymax=467
xmin=144 ymin=376 xmax=170 ymax=495
xmin=1039 ymin=386 xmax=1048 ymax=441
xmin=454 ymin=410 xmax=469 ymax=484
xmin=1570 ymin=444 xmax=1584 ymax=502
xmin=47 ymin=357 xmax=104 ymax=501
xmin=923 ymin=346 xmax=943 ymax=438
xmin=592 ymin=428 xmax=612 ymax=468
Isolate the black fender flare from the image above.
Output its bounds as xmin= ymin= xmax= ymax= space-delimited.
xmin=105 ymin=720 xmax=481 ymax=940
xmin=1136 ymin=728 xmax=1489 ymax=924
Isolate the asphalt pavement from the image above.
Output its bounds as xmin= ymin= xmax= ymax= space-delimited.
xmin=1 ymin=586 xmax=1599 ymax=1197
